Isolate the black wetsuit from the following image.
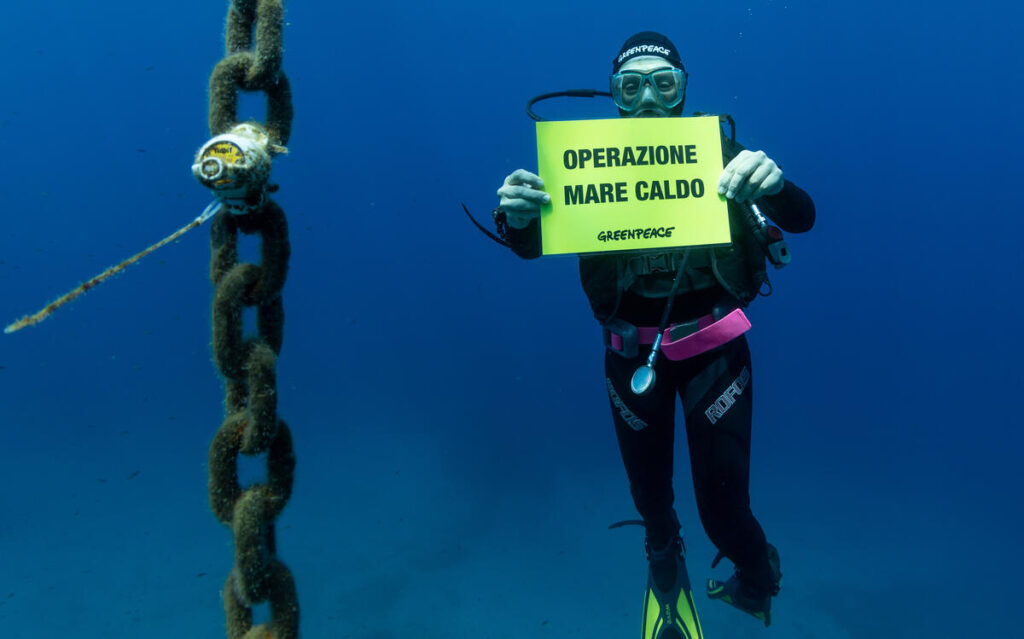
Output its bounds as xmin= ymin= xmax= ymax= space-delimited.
xmin=504 ymin=154 xmax=815 ymax=597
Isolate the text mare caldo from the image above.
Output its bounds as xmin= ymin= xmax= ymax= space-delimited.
xmin=561 ymin=143 xmax=704 ymax=206
xmin=561 ymin=143 xmax=704 ymax=243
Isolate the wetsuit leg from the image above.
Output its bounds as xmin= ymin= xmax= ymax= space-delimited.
xmin=604 ymin=349 xmax=679 ymax=548
xmin=679 ymin=336 xmax=775 ymax=595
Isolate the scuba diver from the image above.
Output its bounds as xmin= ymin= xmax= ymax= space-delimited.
xmin=491 ymin=32 xmax=815 ymax=637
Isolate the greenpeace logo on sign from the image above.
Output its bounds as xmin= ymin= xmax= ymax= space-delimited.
xmin=617 ymin=45 xmax=672 ymax=63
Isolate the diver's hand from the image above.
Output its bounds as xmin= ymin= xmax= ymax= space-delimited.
xmin=718 ymin=150 xmax=784 ymax=203
xmin=497 ymin=169 xmax=550 ymax=229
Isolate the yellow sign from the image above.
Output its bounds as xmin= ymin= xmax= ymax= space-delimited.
xmin=536 ymin=116 xmax=730 ymax=255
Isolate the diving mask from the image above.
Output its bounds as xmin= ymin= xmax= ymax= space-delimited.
xmin=610 ymin=68 xmax=687 ymax=113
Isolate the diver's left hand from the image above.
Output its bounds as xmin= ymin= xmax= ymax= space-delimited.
xmin=718 ymin=150 xmax=784 ymax=203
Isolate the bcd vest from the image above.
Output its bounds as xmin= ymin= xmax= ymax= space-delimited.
xmin=578 ymin=123 xmax=772 ymax=322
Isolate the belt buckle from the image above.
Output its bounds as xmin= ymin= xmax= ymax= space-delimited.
xmin=602 ymin=318 xmax=639 ymax=359
xmin=648 ymin=254 xmax=670 ymax=272
xmin=668 ymin=318 xmax=700 ymax=342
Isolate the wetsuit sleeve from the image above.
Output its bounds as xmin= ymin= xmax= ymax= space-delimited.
xmin=503 ymin=215 xmax=543 ymax=259
xmin=758 ymin=180 xmax=816 ymax=233
xmin=722 ymin=129 xmax=816 ymax=234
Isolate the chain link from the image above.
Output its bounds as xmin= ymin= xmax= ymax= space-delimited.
xmin=204 ymin=1 xmax=298 ymax=637
xmin=211 ymin=0 xmax=293 ymax=146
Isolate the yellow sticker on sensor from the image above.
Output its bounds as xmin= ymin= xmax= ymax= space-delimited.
xmin=206 ymin=141 xmax=244 ymax=164
xmin=536 ymin=116 xmax=730 ymax=255
xmin=203 ymin=142 xmax=244 ymax=186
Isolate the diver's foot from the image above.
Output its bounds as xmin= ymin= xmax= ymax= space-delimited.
xmin=706 ymin=574 xmax=773 ymax=626
xmin=706 ymin=544 xmax=780 ymax=627
xmin=643 ymin=537 xmax=704 ymax=639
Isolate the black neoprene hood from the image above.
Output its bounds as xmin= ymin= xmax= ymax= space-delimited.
xmin=613 ymin=31 xmax=686 ymax=73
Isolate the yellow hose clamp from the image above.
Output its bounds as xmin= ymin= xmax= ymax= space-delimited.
xmin=192 ymin=123 xmax=284 ymax=214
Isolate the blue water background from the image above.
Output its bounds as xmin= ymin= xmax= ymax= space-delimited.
xmin=1 ymin=1 xmax=1020 ymax=637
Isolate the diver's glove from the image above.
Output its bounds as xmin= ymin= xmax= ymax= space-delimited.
xmin=718 ymin=149 xmax=784 ymax=203
xmin=497 ymin=169 xmax=550 ymax=228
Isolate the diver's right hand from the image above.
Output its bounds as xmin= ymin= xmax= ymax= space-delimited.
xmin=497 ymin=169 xmax=550 ymax=229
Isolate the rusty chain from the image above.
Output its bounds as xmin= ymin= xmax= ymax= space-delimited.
xmin=203 ymin=1 xmax=298 ymax=637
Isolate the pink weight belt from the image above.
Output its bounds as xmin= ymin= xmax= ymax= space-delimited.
xmin=608 ymin=308 xmax=751 ymax=361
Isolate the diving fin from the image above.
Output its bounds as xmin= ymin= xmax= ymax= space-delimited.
xmin=642 ymin=538 xmax=704 ymax=639
xmin=706 ymin=543 xmax=781 ymax=627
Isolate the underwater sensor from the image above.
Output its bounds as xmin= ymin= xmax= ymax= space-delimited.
xmin=4 ymin=125 xmax=287 ymax=334
xmin=192 ymin=123 xmax=285 ymax=215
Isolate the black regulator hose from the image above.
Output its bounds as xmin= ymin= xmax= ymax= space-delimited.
xmin=527 ymin=89 xmax=612 ymax=122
